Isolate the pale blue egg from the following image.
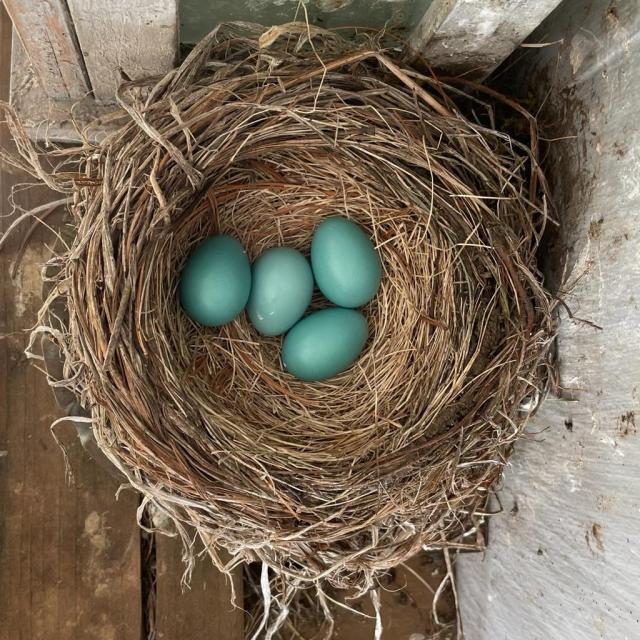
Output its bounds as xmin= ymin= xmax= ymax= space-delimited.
xmin=247 ymin=247 xmax=314 ymax=336
xmin=311 ymin=217 xmax=381 ymax=308
xmin=180 ymin=235 xmax=251 ymax=326
xmin=282 ymin=308 xmax=368 ymax=381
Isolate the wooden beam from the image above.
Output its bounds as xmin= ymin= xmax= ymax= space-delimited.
xmin=66 ymin=0 xmax=178 ymax=103
xmin=409 ymin=0 xmax=564 ymax=79
xmin=3 ymin=0 xmax=89 ymax=100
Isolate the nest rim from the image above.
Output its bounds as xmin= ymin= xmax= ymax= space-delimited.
xmin=5 ymin=22 xmax=556 ymax=623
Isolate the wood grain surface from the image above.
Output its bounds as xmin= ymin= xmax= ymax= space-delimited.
xmin=409 ymin=0 xmax=564 ymax=79
xmin=0 ymin=8 xmax=141 ymax=639
xmin=67 ymin=0 xmax=177 ymax=102
xmin=3 ymin=0 xmax=89 ymax=100
xmin=155 ymin=536 xmax=244 ymax=640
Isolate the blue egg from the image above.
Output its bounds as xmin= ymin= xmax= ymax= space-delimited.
xmin=311 ymin=216 xmax=382 ymax=308
xmin=282 ymin=308 xmax=368 ymax=381
xmin=180 ymin=235 xmax=251 ymax=326
xmin=247 ymin=247 xmax=314 ymax=336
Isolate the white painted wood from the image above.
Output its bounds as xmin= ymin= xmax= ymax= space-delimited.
xmin=66 ymin=0 xmax=178 ymax=103
xmin=458 ymin=1 xmax=640 ymax=638
xmin=409 ymin=0 xmax=564 ymax=79
xmin=3 ymin=0 xmax=89 ymax=100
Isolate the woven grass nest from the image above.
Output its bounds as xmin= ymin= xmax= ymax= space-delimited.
xmin=7 ymin=22 xmax=555 ymax=634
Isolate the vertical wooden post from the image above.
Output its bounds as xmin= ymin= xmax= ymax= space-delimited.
xmin=66 ymin=0 xmax=178 ymax=103
xmin=5 ymin=0 xmax=178 ymax=104
xmin=3 ymin=0 xmax=89 ymax=100
xmin=409 ymin=0 xmax=565 ymax=79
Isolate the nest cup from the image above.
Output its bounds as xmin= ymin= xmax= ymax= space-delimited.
xmin=5 ymin=22 xmax=555 ymax=631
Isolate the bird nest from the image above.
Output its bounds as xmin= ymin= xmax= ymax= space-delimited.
xmin=5 ymin=22 xmax=555 ymax=636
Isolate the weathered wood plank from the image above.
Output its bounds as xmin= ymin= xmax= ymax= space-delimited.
xmin=3 ymin=0 xmax=89 ymax=100
xmin=0 ymin=6 xmax=142 ymax=638
xmin=458 ymin=1 xmax=640 ymax=638
xmin=10 ymin=30 xmax=117 ymax=144
xmin=409 ymin=0 xmax=564 ymax=79
xmin=67 ymin=0 xmax=178 ymax=102
xmin=155 ymin=535 xmax=244 ymax=640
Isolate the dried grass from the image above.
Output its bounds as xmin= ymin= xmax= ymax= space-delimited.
xmin=2 ymin=23 xmax=555 ymax=637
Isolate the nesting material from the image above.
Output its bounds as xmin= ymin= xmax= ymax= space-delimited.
xmin=5 ymin=22 xmax=555 ymax=631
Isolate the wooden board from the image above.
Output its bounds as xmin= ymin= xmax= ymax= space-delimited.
xmin=67 ymin=0 xmax=177 ymax=102
xmin=10 ymin=32 xmax=118 ymax=144
xmin=155 ymin=536 xmax=244 ymax=640
xmin=457 ymin=1 xmax=640 ymax=639
xmin=409 ymin=0 xmax=564 ymax=79
xmin=0 ymin=6 xmax=142 ymax=639
xmin=3 ymin=0 xmax=89 ymax=100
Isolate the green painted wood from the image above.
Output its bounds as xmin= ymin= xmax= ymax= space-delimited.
xmin=180 ymin=0 xmax=432 ymax=46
